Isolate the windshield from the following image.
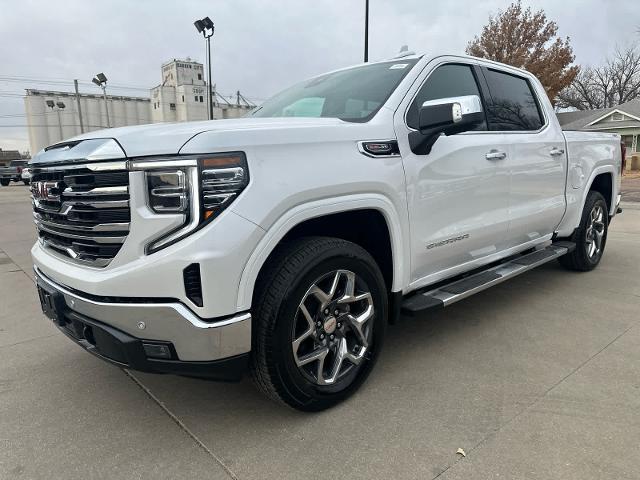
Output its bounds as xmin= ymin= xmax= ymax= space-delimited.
xmin=251 ymin=59 xmax=418 ymax=122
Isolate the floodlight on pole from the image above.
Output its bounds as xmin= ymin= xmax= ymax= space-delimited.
xmin=194 ymin=16 xmax=215 ymax=120
xmin=46 ymin=100 xmax=66 ymax=140
xmin=92 ymin=72 xmax=111 ymax=128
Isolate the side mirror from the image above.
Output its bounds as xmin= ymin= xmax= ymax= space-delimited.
xmin=409 ymin=95 xmax=484 ymax=155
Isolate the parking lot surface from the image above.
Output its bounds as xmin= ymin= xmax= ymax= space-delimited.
xmin=1 ymin=183 xmax=639 ymax=480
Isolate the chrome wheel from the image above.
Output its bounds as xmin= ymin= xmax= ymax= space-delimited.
xmin=585 ymin=204 xmax=605 ymax=260
xmin=291 ymin=269 xmax=374 ymax=386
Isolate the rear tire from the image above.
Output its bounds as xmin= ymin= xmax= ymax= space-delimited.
xmin=250 ymin=237 xmax=387 ymax=411
xmin=558 ymin=190 xmax=608 ymax=271
xmin=23 ymin=180 xmax=30 ymax=186
xmin=0 ymin=179 xmax=9 ymax=186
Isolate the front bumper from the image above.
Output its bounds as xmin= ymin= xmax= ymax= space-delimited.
xmin=35 ymin=267 xmax=251 ymax=380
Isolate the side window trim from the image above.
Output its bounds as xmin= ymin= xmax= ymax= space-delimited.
xmin=404 ymin=61 xmax=489 ymax=131
xmin=479 ymin=66 xmax=548 ymax=133
xmin=471 ymin=64 xmax=491 ymax=130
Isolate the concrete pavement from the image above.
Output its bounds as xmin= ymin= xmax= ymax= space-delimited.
xmin=1 ymin=183 xmax=639 ymax=480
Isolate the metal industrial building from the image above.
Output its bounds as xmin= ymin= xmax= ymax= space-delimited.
xmin=24 ymin=58 xmax=254 ymax=154
xmin=24 ymin=90 xmax=150 ymax=154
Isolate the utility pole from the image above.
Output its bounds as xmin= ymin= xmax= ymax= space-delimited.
xmin=74 ymin=79 xmax=84 ymax=133
xmin=364 ymin=0 xmax=369 ymax=62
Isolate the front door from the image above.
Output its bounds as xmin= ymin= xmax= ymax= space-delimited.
xmin=394 ymin=61 xmax=512 ymax=288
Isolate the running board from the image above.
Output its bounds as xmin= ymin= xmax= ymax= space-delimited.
xmin=401 ymin=242 xmax=576 ymax=316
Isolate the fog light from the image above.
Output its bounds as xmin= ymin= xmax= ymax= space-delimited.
xmin=143 ymin=342 xmax=173 ymax=359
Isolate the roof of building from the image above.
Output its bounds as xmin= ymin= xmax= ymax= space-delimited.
xmin=25 ymin=89 xmax=150 ymax=102
xmin=557 ymin=99 xmax=640 ymax=131
xmin=162 ymin=58 xmax=203 ymax=67
xmin=0 ymin=149 xmax=23 ymax=161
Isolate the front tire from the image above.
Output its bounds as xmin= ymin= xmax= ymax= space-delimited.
xmin=558 ymin=190 xmax=608 ymax=271
xmin=251 ymin=237 xmax=387 ymax=411
xmin=0 ymin=179 xmax=9 ymax=186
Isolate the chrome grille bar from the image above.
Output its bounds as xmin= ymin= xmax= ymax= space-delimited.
xmin=33 ymin=213 xmax=129 ymax=233
xmin=30 ymin=162 xmax=130 ymax=267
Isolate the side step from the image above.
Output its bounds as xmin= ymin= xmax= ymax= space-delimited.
xmin=401 ymin=242 xmax=575 ymax=316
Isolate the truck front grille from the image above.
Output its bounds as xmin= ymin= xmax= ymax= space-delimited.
xmin=31 ymin=163 xmax=130 ymax=267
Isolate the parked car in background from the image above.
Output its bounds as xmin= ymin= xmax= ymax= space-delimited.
xmin=21 ymin=167 xmax=32 ymax=185
xmin=30 ymin=53 xmax=622 ymax=411
xmin=0 ymin=159 xmax=28 ymax=186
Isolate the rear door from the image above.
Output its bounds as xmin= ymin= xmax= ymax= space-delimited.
xmin=481 ymin=68 xmax=566 ymax=247
xmin=394 ymin=60 xmax=512 ymax=288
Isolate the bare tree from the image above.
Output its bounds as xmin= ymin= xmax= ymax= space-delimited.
xmin=466 ymin=1 xmax=578 ymax=104
xmin=557 ymin=45 xmax=640 ymax=110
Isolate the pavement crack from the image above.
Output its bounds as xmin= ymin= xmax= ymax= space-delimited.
xmin=430 ymin=320 xmax=639 ymax=480
xmin=0 ymin=333 xmax=57 ymax=350
xmin=123 ymin=369 xmax=240 ymax=480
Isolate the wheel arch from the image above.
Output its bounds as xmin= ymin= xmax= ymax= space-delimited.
xmin=556 ymin=165 xmax=618 ymax=238
xmin=588 ymin=171 xmax=613 ymax=214
xmin=236 ymin=195 xmax=408 ymax=312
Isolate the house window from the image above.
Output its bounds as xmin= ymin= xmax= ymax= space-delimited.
xmin=199 ymin=96 xmax=204 ymax=102
xmin=194 ymin=96 xmax=198 ymax=102
xmin=198 ymin=73 xmax=202 ymax=80
xmin=170 ymin=103 xmax=176 ymax=110
xmin=181 ymin=95 xmax=184 ymax=102
xmin=622 ymin=135 xmax=634 ymax=152
xmin=611 ymin=112 xmax=625 ymax=121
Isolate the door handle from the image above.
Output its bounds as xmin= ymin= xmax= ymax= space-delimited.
xmin=485 ymin=150 xmax=506 ymax=160
xmin=550 ymin=148 xmax=565 ymax=157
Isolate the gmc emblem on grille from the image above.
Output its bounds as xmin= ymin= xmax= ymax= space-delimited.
xmin=31 ymin=181 xmax=61 ymax=202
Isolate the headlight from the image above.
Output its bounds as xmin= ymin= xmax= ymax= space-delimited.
xmin=200 ymin=153 xmax=249 ymax=221
xmin=129 ymin=152 xmax=249 ymax=253
xmin=146 ymin=170 xmax=188 ymax=213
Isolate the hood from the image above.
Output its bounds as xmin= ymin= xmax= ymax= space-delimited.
xmin=62 ymin=117 xmax=351 ymax=158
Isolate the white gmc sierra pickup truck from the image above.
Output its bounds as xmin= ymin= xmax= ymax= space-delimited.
xmin=31 ymin=53 xmax=622 ymax=411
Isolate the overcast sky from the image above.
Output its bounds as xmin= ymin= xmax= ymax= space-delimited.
xmin=1 ymin=0 xmax=637 ymax=153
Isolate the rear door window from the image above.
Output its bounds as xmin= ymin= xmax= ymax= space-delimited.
xmin=483 ymin=69 xmax=544 ymax=131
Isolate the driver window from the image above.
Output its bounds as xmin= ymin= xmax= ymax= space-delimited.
xmin=407 ymin=64 xmax=485 ymax=131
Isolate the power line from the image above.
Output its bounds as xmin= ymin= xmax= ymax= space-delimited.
xmin=0 ymin=77 xmax=266 ymax=102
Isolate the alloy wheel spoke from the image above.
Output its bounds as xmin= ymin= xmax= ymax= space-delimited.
xmin=308 ymin=285 xmax=331 ymax=308
xmin=315 ymin=348 xmax=329 ymax=383
xmin=327 ymin=270 xmax=343 ymax=301
xmin=346 ymin=304 xmax=373 ymax=348
xmin=593 ymin=225 xmax=604 ymax=249
xmin=296 ymin=346 xmax=329 ymax=367
xmin=324 ymin=338 xmax=348 ymax=384
xmin=292 ymin=304 xmax=316 ymax=352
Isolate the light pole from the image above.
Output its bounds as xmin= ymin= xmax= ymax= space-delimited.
xmin=364 ymin=0 xmax=369 ymax=62
xmin=46 ymin=99 xmax=66 ymax=141
xmin=194 ymin=16 xmax=215 ymax=120
xmin=92 ymin=73 xmax=111 ymax=128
